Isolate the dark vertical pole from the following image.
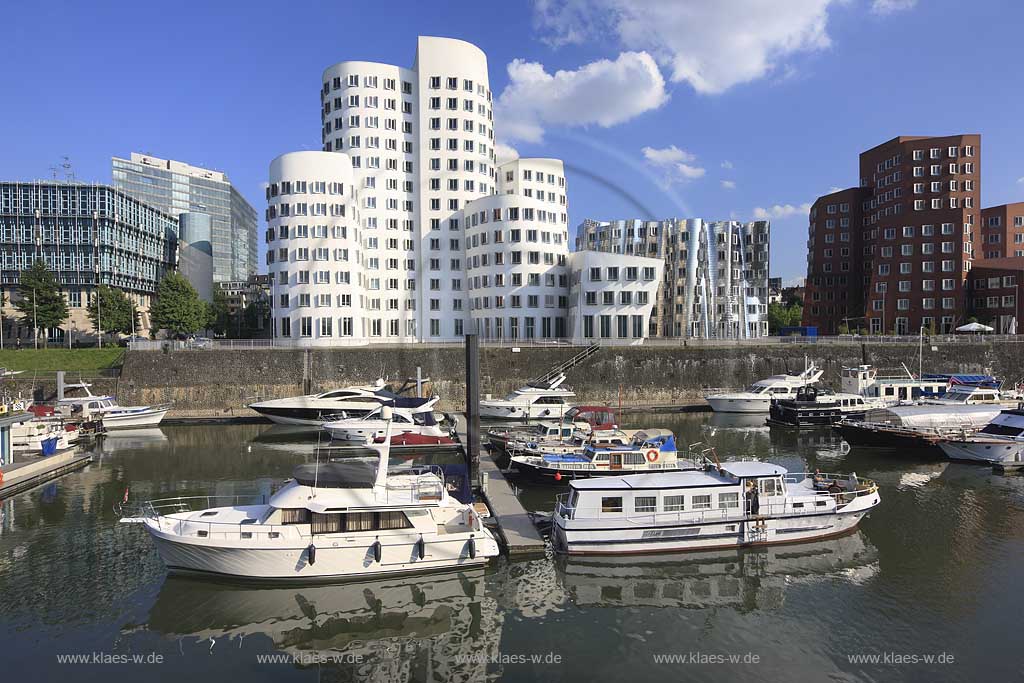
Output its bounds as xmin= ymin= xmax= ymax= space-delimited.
xmin=465 ymin=333 xmax=480 ymax=487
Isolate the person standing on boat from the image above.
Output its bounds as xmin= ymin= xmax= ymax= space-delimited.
xmin=746 ymin=480 xmax=760 ymax=516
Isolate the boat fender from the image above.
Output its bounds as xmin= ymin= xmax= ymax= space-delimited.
xmin=416 ymin=535 xmax=426 ymax=560
xmin=646 ymin=449 xmax=659 ymax=463
xmin=372 ymin=537 xmax=382 ymax=563
xmin=468 ymin=534 xmax=477 ymax=559
xmin=554 ymin=471 xmax=562 ymax=481
xmin=306 ymin=543 xmax=317 ymax=566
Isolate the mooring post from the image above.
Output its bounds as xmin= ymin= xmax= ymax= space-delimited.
xmin=465 ymin=333 xmax=481 ymax=488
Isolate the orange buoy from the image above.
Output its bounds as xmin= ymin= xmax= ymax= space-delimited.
xmin=646 ymin=449 xmax=659 ymax=463
xmin=554 ymin=472 xmax=562 ymax=481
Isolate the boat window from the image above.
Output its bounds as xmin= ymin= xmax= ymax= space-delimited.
xmin=664 ymin=495 xmax=684 ymax=511
xmin=624 ymin=453 xmax=645 ymax=465
xmin=200 ymin=511 xmax=219 ymax=517
xmin=634 ymin=496 xmax=656 ymax=512
xmin=980 ymin=423 xmax=1024 ymax=437
xmin=884 ymin=387 xmax=895 ymax=396
xmin=392 ymin=414 xmax=412 ymax=424
xmin=535 ymin=396 xmax=566 ymax=405
xmin=320 ymin=390 xmax=359 ymax=399
xmin=601 ymin=497 xmax=623 ymax=513
xmin=280 ymin=508 xmax=311 ymax=524
xmin=692 ymin=494 xmax=712 ymax=510
xmin=747 ymin=384 xmax=766 ymax=394
xmin=308 ymin=511 xmax=415 ymax=533
xmin=88 ymin=402 xmax=102 ymax=410
xmin=759 ymin=477 xmax=783 ymax=496
xmin=718 ymin=492 xmax=739 ymax=509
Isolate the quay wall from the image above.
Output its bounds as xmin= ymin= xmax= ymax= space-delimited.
xmin=116 ymin=341 xmax=1024 ymax=417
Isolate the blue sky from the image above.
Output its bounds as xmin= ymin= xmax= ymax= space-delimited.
xmin=2 ymin=0 xmax=1023 ymax=283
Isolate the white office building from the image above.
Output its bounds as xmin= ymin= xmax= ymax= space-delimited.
xmin=567 ymin=251 xmax=664 ymax=344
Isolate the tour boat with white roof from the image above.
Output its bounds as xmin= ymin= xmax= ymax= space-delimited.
xmin=121 ymin=407 xmax=499 ymax=580
xmin=511 ymin=429 xmax=693 ymax=481
xmin=57 ymin=382 xmax=169 ymax=429
xmin=937 ymin=404 xmax=1024 ymax=464
xmin=248 ymin=379 xmax=438 ymax=426
xmin=323 ymin=407 xmax=452 ymax=444
xmin=552 ymin=460 xmax=879 ymax=554
xmin=479 ymin=373 xmax=575 ymax=420
xmin=705 ymin=364 xmax=824 ymax=413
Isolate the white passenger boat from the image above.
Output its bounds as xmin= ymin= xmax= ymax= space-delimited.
xmin=511 ymin=429 xmax=692 ymax=481
xmin=552 ymin=461 xmax=879 ymax=554
xmin=509 ymin=428 xmax=634 ymax=458
xmin=249 ymin=379 xmax=439 ymax=426
xmin=323 ymin=407 xmax=451 ymax=444
xmin=705 ymin=364 xmax=824 ymax=413
xmin=122 ymin=408 xmax=500 ymax=581
xmin=58 ymin=383 xmax=169 ymax=429
xmin=937 ymin=404 xmax=1024 ymax=464
xmin=479 ymin=373 xmax=575 ymax=420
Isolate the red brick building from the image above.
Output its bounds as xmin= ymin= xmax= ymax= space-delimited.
xmin=969 ymin=257 xmax=1022 ymax=333
xmin=805 ymin=134 xmax=983 ymax=334
xmin=979 ymin=203 xmax=1024 ymax=259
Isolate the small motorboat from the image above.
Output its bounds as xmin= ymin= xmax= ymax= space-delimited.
xmin=479 ymin=374 xmax=575 ymax=420
xmin=511 ymin=429 xmax=695 ymax=481
xmin=323 ymin=407 xmax=451 ymax=444
xmin=57 ymin=382 xmax=169 ymax=430
xmin=705 ymin=364 xmax=824 ymax=413
xmin=249 ymin=378 xmax=438 ymax=426
xmin=937 ymin=403 xmax=1024 ymax=465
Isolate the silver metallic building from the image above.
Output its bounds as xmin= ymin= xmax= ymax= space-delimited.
xmin=576 ymin=218 xmax=771 ymax=338
xmin=112 ymin=152 xmax=257 ymax=282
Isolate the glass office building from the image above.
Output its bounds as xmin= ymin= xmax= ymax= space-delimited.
xmin=0 ymin=181 xmax=178 ymax=338
xmin=112 ymin=153 xmax=257 ymax=282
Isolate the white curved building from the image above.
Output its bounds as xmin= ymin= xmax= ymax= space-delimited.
xmin=317 ymin=36 xmax=495 ymax=341
xmin=465 ymin=158 xmax=570 ymax=339
xmin=265 ymin=151 xmax=365 ymax=346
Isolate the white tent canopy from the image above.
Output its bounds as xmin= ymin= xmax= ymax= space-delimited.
xmin=956 ymin=322 xmax=994 ymax=333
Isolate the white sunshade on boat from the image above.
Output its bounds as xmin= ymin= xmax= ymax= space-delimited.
xmin=956 ymin=322 xmax=994 ymax=333
xmin=864 ymin=405 xmax=1001 ymax=429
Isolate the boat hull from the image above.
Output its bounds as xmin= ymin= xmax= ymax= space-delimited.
xmin=479 ymin=403 xmax=570 ymax=421
xmin=324 ymin=423 xmax=446 ymax=444
xmin=102 ymin=408 xmax=168 ymax=430
xmin=146 ymin=526 xmax=498 ymax=581
xmin=705 ymin=396 xmax=772 ymax=414
xmin=833 ymin=422 xmax=945 ymax=455
xmin=553 ymin=507 xmax=873 ymax=555
xmin=511 ymin=458 xmax=689 ymax=482
xmin=938 ymin=439 xmax=1024 ymax=464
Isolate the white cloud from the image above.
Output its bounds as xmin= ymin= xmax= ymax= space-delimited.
xmin=1017 ymin=177 xmax=1024 ymax=184
xmin=871 ymin=0 xmax=917 ymax=15
xmin=641 ymin=144 xmax=705 ymax=184
xmin=641 ymin=145 xmax=696 ymax=165
xmin=496 ymin=52 xmax=668 ymax=143
xmin=720 ymin=160 xmax=733 ymax=170
xmin=753 ymin=202 xmax=812 ymax=220
xmin=721 ymin=180 xmax=736 ymax=190
xmin=533 ymin=0 xmax=838 ymax=95
xmin=494 ymin=142 xmax=520 ymax=165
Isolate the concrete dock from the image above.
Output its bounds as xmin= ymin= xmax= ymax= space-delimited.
xmin=0 ymin=449 xmax=93 ymax=499
xmin=453 ymin=414 xmax=546 ymax=557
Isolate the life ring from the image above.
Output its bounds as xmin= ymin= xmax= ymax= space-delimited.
xmin=645 ymin=449 xmax=659 ymax=463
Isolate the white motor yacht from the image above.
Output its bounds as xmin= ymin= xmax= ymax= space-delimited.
xmin=552 ymin=461 xmax=879 ymax=555
xmin=122 ymin=408 xmax=500 ymax=581
xmin=479 ymin=373 xmax=575 ymax=420
xmin=937 ymin=404 xmax=1024 ymax=464
xmin=323 ymin=407 xmax=451 ymax=444
xmin=57 ymin=383 xmax=169 ymax=429
xmin=249 ymin=379 xmax=438 ymax=426
xmin=705 ymin=364 xmax=824 ymax=413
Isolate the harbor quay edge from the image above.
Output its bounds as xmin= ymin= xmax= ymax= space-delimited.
xmin=107 ymin=340 xmax=1024 ymax=417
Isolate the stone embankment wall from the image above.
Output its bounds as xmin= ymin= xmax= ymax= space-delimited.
xmin=116 ymin=340 xmax=1024 ymax=418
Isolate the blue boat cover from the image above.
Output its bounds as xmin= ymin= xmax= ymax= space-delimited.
xmin=922 ymin=374 xmax=1001 ymax=389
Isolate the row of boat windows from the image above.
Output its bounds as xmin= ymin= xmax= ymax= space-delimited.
xmin=600 ymin=492 xmax=738 ymax=513
xmin=279 ymin=509 xmax=413 ymax=532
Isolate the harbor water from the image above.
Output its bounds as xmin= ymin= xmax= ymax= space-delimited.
xmin=1 ymin=413 xmax=1023 ymax=681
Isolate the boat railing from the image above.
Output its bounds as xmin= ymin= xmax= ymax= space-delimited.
xmin=384 ymin=465 xmax=446 ymax=502
xmin=125 ymin=494 xmax=307 ymax=541
xmin=783 ymin=472 xmax=879 ymax=504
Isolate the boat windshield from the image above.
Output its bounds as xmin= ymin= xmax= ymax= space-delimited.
xmin=980 ymin=422 xmax=1024 ymax=437
xmin=746 ymin=384 xmax=768 ymax=394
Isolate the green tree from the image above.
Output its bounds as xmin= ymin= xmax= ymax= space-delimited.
xmin=149 ymin=273 xmax=208 ymax=335
xmin=87 ymin=285 xmax=138 ymax=336
xmin=15 ymin=260 xmax=68 ymax=340
xmin=767 ymin=301 xmax=803 ymax=334
xmin=208 ymin=290 xmax=231 ymax=336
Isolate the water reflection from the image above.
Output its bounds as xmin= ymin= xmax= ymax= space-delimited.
xmin=557 ymin=532 xmax=879 ymax=611
xmin=143 ymin=570 xmax=501 ymax=680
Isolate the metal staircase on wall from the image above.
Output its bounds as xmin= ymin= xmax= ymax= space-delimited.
xmin=529 ymin=343 xmax=601 ymax=385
